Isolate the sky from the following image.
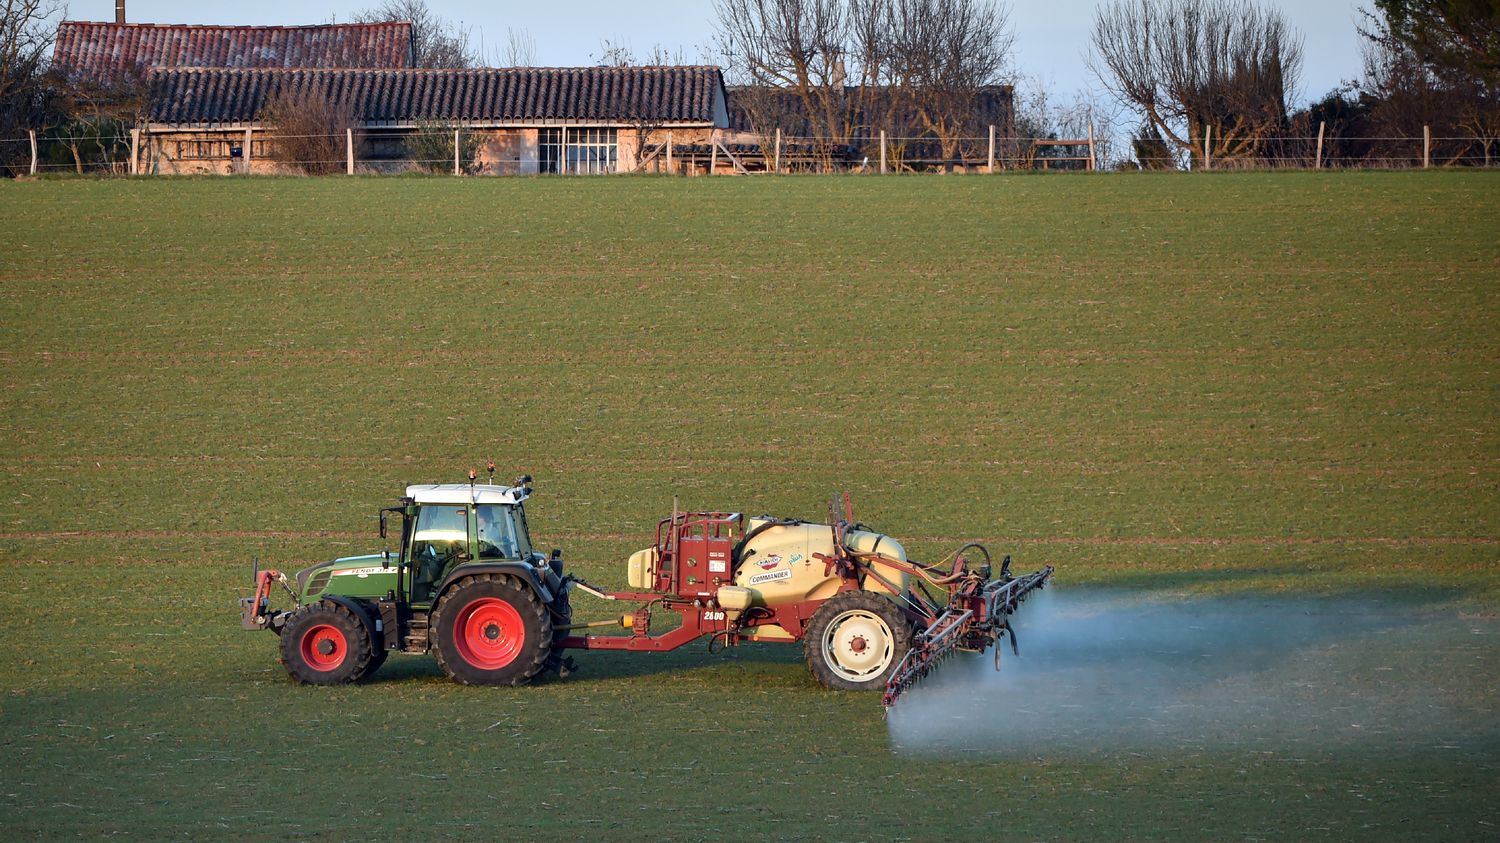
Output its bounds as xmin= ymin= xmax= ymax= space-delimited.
xmin=93 ymin=1 xmax=1370 ymax=107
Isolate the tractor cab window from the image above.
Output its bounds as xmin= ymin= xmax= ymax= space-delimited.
xmin=512 ymin=505 xmax=534 ymax=557
xmin=476 ymin=504 xmax=526 ymax=559
xmin=412 ymin=505 xmax=469 ymax=601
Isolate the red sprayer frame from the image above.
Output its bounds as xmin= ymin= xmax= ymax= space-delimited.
xmin=551 ymin=502 xmax=1054 ymax=706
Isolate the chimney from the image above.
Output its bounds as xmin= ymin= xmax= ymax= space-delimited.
xmin=116 ymin=1 xmax=125 ymax=24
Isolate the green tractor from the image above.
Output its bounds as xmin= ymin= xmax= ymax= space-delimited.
xmin=241 ymin=472 xmax=571 ymax=686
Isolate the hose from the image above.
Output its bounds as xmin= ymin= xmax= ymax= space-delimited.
xmin=707 ymin=630 xmax=733 ymax=654
xmin=913 ymin=542 xmax=992 ymax=586
xmin=734 ymin=517 xmax=803 ymax=565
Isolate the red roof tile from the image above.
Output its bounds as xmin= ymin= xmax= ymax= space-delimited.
xmin=53 ymin=21 xmax=413 ymax=74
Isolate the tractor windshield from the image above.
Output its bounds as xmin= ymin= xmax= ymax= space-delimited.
xmin=476 ymin=504 xmax=529 ymax=559
xmin=411 ymin=504 xmax=469 ymax=602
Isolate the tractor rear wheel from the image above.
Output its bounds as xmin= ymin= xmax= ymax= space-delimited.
xmin=804 ymin=591 xmax=912 ymax=692
xmin=280 ymin=600 xmax=378 ymax=685
xmin=432 ymin=574 xmax=552 ymax=686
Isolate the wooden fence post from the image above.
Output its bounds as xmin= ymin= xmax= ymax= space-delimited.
xmin=1088 ymin=123 xmax=1097 ymax=171
xmin=244 ymin=127 xmax=253 ymax=174
xmin=346 ymin=128 xmax=354 ymax=175
xmin=1203 ymin=125 xmax=1212 ymax=170
xmin=454 ymin=128 xmax=461 ymax=175
xmin=988 ymin=124 xmax=996 ymax=172
xmin=1315 ymin=121 xmax=1325 ymax=169
xmin=1423 ymin=125 xmax=1431 ymax=168
xmin=29 ymin=129 xmax=37 ymax=175
xmin=774 ymin=128 xmax=781 ymax=173
xmin=709 ymin=129 xmax=718 ymax=175
xmin=880 ymin=130 xmax=887 ymax=174
xmin=129 ymin=127 xmax=139 ymax=175
xmin=666 ymin=130 xmax=673 ymax=174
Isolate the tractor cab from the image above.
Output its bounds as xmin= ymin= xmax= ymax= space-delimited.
xmin=400 ymin=481 xmax=536 ymax=604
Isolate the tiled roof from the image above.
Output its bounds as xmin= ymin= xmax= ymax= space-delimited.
xmin=147 ymin=66 xmax=729 ymax=126
xmin=53 ymin=21 xmax=413 ymax=73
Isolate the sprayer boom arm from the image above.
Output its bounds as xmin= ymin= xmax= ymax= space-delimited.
xmin=883 ymin=565 xmax=1054 ymax=709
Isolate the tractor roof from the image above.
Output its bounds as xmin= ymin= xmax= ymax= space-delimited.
xmin=406 ymin=483 xmax=530 ymax=505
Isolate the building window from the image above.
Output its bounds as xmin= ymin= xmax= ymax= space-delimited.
xmin=177 ymin=139 xmax=226 ymax=159
xmin=170 ymin=138 xmax=272 ymax=160
xmin=539 ymin=127 xmax=618 ymax=174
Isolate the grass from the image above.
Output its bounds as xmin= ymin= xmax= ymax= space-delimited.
xmin=0 ymin=171 xmax=1496 ymax=839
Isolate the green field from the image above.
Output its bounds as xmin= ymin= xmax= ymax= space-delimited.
xmin=1 ymin=172 xmax=1496 ymax=839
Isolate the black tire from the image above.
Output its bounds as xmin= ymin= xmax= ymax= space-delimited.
xmin=550 ymin=587 xmax=573 ymax=646
xmin=804 ymin=591 xmax=912 ymax=691
xmin=431 ymin=574 xmax=552 ymax=686
xmin=545 ymin=586 xmax=575 ymax=676
xmin=280 ymin=600 xmax=377 ymax=685
xmin=366 ymin=646 xmax=389 ymax=677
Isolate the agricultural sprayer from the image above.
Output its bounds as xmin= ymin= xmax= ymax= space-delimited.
xmin=240 ymin=470 xmax=1053 ymax=707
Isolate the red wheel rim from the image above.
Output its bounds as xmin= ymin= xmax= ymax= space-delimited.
xmin=453 ymin=597 xmax=525 ymax=670
xmin=300 ymin=623 xmax=347 ymax=671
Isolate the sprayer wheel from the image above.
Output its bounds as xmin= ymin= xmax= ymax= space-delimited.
xmin=280 ymin=600 xmax=376 ymax=685
xmin=804 ymin=591 xmax=912 ymax=692
xmin=432 ymin=574 xmax=552 ymax=686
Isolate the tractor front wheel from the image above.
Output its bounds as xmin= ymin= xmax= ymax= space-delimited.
xmin=432 ymin=574 xmax=552 ymax=686
xmin=280 ymin=600 xmax=378 ymax=685
xmin=804 ymin=591 xmax=912 ymax=692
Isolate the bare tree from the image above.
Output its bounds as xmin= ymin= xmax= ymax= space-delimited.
xmin=885 ymin=0 xmax=1012 ymax=170
xmin=44 ymin=64 xmax=152 ymax=173
xmin=715 ymin=0 xmax=1013 ymax=170
xmin=714 ymin=0 xmax=863 ymax=160
xmin=259 ymin=85 xmax=361 ymax=175
xmin=1090 ymin=0 xmax=1303 ymax=166
xmin=593 ymin=39 xmax=686 ymax=67
xmin=351 ymin=0 xmax=477 ymax=68
xmin=730 ymin=84 xmax=810 ymax=169
xmin=1009 ymin=77 xmax=1050 ymax=167
xmin=500 ymin=27 xmax=536 ymax=66
xmin=1013 ymin=76 xmax=1123 ymax=169
xmin=1 ymin=0 xmax=63 ymax=173
xmin=0 ymin=0 xmax=56 ymax=103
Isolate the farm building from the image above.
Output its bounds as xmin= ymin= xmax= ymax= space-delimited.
xmin=141 ymin=66 xmax=730 ymax=175
xmin=51 ymin=20 xmax=415 ymax=72
xmin=45 ymin=17 xmax=1017 ymax=176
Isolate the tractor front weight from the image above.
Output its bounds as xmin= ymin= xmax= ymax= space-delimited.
xmin=240 ymin=568 xmax=294 ymax=632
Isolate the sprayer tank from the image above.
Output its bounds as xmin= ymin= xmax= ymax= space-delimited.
xmin=733 ymin=518 xmax=909 ymax=606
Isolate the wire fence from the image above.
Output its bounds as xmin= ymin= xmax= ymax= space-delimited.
xmin=3 ymin=126 xmax=1496 ymax=176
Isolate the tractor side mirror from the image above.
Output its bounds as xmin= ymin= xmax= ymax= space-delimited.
xmin=379 ymin=511 xmax=387 ymax=539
